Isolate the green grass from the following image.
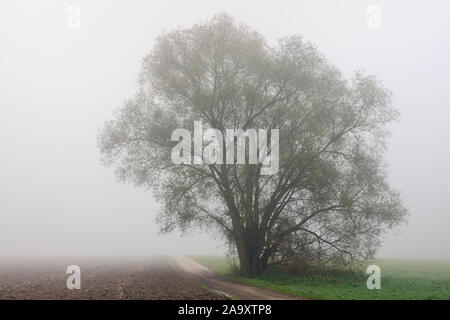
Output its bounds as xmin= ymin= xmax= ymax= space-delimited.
xmin=190 ymin=256 xmax=450 ymax=300
xmin=192 ymin=255 xmax=237 ymax=275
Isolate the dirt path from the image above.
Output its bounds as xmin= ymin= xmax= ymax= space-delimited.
xmin=171 ymin=255 xmax=302 ymax=300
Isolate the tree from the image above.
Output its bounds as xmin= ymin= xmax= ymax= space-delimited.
xmin=98 ymin=14 xmax=407 ymax=275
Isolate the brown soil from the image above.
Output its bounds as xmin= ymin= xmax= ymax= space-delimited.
xmin=0 ymin=256 xmax=226 ymax=300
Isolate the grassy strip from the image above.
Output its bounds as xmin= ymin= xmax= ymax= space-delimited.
xmin=190 ymin=256 xmax=450 ymax=300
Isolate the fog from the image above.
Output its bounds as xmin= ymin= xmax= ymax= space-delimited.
xmin=0 ymin=0 xmax=449 ymax=259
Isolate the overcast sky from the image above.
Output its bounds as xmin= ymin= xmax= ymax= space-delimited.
xmin=0 ymin=0 xmax=449 ymax=259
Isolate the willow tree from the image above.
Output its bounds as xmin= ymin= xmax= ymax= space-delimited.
xmin=99 ymin=14 xmax=407 ymax=275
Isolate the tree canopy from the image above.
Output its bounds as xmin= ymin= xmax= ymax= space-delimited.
xmin=99 ymin=14 xmax=407 ymax=274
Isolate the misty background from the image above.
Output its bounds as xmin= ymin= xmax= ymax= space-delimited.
xmin=0 ymin=0 xmax=449 ymax=259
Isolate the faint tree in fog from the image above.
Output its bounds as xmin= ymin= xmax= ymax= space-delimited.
xmin=99 ymin=14 xmax=407 ymax=275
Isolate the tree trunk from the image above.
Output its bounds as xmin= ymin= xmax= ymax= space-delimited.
xmin=235 ymin=231 xmax=263 ymax=275
xmin=238 ymin=251 xmax=262 ymax=275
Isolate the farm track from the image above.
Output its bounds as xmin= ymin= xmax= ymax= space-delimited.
xmin=171 ymin=255 xmax=303 ymax=300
